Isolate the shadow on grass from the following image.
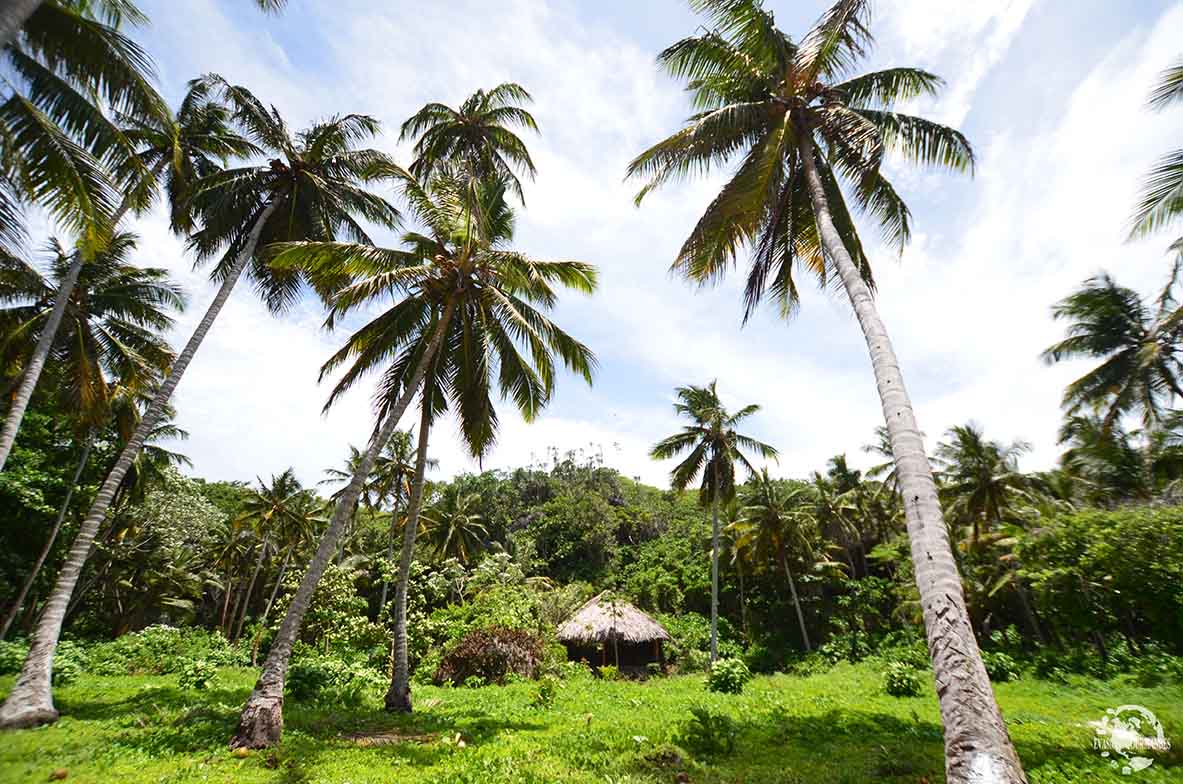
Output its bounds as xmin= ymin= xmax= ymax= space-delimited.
xmin=635 ymin=706 xmax=1162 ymax=784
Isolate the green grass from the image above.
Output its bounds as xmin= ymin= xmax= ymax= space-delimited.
xmin=2 ymin=664 xmax=1181 ymax=783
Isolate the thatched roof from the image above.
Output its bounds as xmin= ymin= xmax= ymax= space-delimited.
xmin=557 ymin=592 xmax=671 ymax=644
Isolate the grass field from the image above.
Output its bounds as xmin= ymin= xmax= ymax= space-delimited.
xmin=2 ymin=664 xmax=1181 ymax=783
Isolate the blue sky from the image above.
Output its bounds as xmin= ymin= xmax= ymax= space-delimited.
xmin=106 ymin=0 xmax=1183 ymax=488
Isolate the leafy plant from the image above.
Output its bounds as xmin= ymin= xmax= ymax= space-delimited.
xmin=674 ymin=706 xmax=738 ymax=758
xmin=0 ymin=641 xmax=29 ymax=675
xmin=433 ymin=627 xmax=545 ymax=686
xmin=597 ymin=665 xmax=619 ymax=681
xmin=982 ymin=651 xmax=1020 ymax=683
xmin=706 ymin=657 xmax=752 ymax=695
xmin=883 ymin=662 xmax=922 ymax=697
xmin=177 ymin=658 xmax=216 ymax=690
xmin=530 ymin=674 xmax=561 ymax=709
xmin=286 ymin=654 xmax=383 ymax=707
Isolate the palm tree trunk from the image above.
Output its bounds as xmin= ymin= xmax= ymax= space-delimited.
xmin=737 ymin=559 xmax=749 ymax=642
xmin=219 ymin=575 xmax=235 ymax=635
xmin=377 ymin=495 xmax=401 ymax=616
xmin=0 ymin=0 xmax=42 ymax=51
xmin=0 ymin=200 xmax=280 ymax=730
xmin=797 ymin=129 xmax=1026 ymax=783
xmin=0 ymin=160 xmax=162 ymax=473
xmin=0 ymin=255 xmax=83 ymax=473
xmin=780 ymin=549 xmax=811 ymax=652
xmin=231 ymin=299 xmax=456 ymax=750
xmin=385 ymin=401 xmax=431 ymax=713
xmin=262 ymin=545 xmax=293 ymax=623
xmin=0 ymin=435 xmax=92 ymax=640
xmin=709 ymin=466 xmax=720 ymax=663
xmin=233 ymin=543 xmax=268 ymax=642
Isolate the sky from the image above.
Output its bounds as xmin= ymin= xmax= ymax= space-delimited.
xmin=80 ymin=0 xmax=1183 ymax=489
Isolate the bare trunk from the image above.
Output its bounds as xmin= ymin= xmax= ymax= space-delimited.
xmin=219 ymin=576 xmax=234 ymax=634
xmin=231 ymin=300 xmax=456 ymax=749
xmin=0 ymin=436 xmax=92 ymax=640
xmin=780 ymin=549 xmax=811 ymax=652
xmin=0 ymin=200 xmax=279 ymax=730
xmin=737 ymin=560 xmax=748 ymax=641
xmin=385 ymin=402 xmax=432 ymax=713
xmin=262 ymin=546 xmax=293 ymax=622
xmin=709 ymin=467 xmax=719 ymax=663
xmin=233 ymin=543 xmax=268 ymax=642
xmin=0 ymin=255 xmax=83 ymax=472
xmin=377 ymin=495 xmax=401 ymax=616
xmin=797 ymin=128 xmax=1025 ymax=783
xmin=0 ymin=0 xmax=41 ymax=52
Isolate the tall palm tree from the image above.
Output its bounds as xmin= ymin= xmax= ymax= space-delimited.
xmin=247 ymin=168 xmax=597 ymax=731
xmin=1131 ymin=57 xmax=1183 ymax=250
xmin=400 ymin=83 xmax=538 ymax=203
xmin=0 ymin=0 xmax=174 ymax=471
xmin=731 ymin=469 xmax=815 ymax=651
xmin=1042 ymin=264 xmax=1183 ymax=430
xmin=422 ymin=486 xmax=488 ymax=564
xmin=0 ymin=83 xmax=401 ymax=730
xmin=371 ymin=431 xmax=425 ymax=614
xmin=626 ymin=2 xmax=1024 ymax=779
xmin=649 ymin=381 xmax=776 ymax=662
xmin=935 ymin=423 xmax=1033 ymax=549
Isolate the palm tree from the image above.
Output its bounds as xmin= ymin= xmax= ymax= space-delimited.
xmin=1131 ymin=57 xmax=1183 ymax=250
xmin=862 ymin=425 xmax=900 ymax=494
xmin=1042 ymin=264 xmax=1183 ymax=430
xmin=371 ymin=431 xmax=427 ymax=614
xmin=0 ymin=0 xmax=175 ymax=471
xmin=229 ymin=469 xmax=303 ymax=641
xmin=935 ymin=423 xmax=1033 ymax=550
xmin=731 ymin=469 xmax=815 ymax=651
xmin=0 ymin=234 xmax=182 ymax=640
xmin=250 ymin=168 xmax=597 ymax=730
xmin=0 ymin=83 xmax=401 ymax=730
xmin=400 ymin=83 xmax=538 ymax=203
xmin=627 ymin=2 xmax=1023 ymax=778
xmin=649 ymin=381 xmax=776 ymax=662
xmin=422 ymin=487 xmax=488 ymax=564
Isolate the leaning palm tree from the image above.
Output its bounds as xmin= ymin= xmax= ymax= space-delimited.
xmin=935 ymin=423 xmax=1033 ymax=550
xmin=649 ymin=381 xmax=776 ymax=662
xmin=1131 ymin=56 xmax=1183 ymax=250
xmin=242 ymin=168 xmax=597 ymax=734
xmin=400 ymin=83 xmax=538 ymax=203
xmin=0 ymin=0 xmax=177 ymax=471
xmin=1041 ymin=262 xmax=1183 ymax=430
xmin=422 ymin=487 xmax=488 ymax=564
xmin=0 ymin=83 xmax=401 ymax=730
xmin=627 ymin=2 xmax=1025 ymax=779
xmin=732 ymin=469 xmax=815 ymax=651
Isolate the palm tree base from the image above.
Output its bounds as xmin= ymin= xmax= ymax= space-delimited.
xmin=229 ymin=694 xmax=283 ymax=749
xmin=384 ymin=684 xmax=412 ymax=713
xmin=0 ymin=700 xmax=59 ymax=730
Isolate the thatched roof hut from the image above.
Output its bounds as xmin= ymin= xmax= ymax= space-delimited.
xmin=558 ymin=593 xmax=670 ymax=672
xmin=558 ymin=593 xmax=671 ymax=644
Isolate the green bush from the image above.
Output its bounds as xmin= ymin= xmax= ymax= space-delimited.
xmin=1131 ymin=653 xmax=1183 ymax=687
xmin=706 ymin=657 xmax=752 ymax=695
xmin=674 ymin=706 xmax=738 ymax=758
xmin=982 ymin=651 xmax=1020 ymax=682
xmin=597 ymin=664 xmax=619 ymax=681
xmin=530 ymin=674 xmax=561 ymax=708
xmin=87 ymin=626 xmax=245 ymax=676
xmin=0 ymin=640 xmax=27 ymax=675
xmin=177 ymin=658 xmax=216 ymax=690
xmin=883 ymin=662 xmax=922 ymax=697
xmin=51 ymin=655 xmax=81 ymax=686
xmin=657 ymin=612 xmax=742 ymax=667
xmin=286 ymin=654 xmax=383 ymax=707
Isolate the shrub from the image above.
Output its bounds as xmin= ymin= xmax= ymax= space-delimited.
xmin=645 ymin=661 xmax=664 ymax=678
xmin=177 ymin=658 xmax=217 ymax=690
xmin=558 ymin=660 xmax=593 ymax=681
xmin=681 ymin=649 xmax=711 ymax=674
xmin=51 ymin=655 xmax=81 ymax=686
xmin=674 ymin=707 xmax=738 ymax=758
xmin=530 ymin=674 xmax=561 ymax=708
xmin=433 ymin=626 xmax=544 ymax=686
xmin=287 ymin=654 xmax=383 ymax=707
xmin=0 ymin=640 xmax=27 ymax=675
xmin=597 ymin=664 xmax=619 ymax=681
xmin=883 ymin=662 xmax=922 ymax=697
xmin=1131 ymin=653 xmax=1183 ymax=687
xmin=87 ymin=626 xmax=245 ymax=676
xmin=706 ymin=657 xmax=752 ymax=695
xmin=982 ymin=651 xmax=1020 ymax=682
